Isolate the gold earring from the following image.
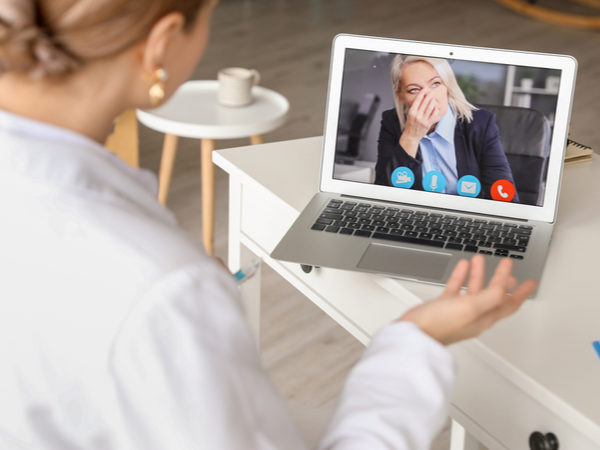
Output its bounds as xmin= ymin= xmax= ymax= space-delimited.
xmin=149 ymin=68 xmax=168 ymax=108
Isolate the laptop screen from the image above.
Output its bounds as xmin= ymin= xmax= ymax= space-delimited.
xmin=321 ymin=36 xmax=577 ymax=223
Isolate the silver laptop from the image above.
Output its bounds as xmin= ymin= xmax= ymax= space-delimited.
xmin=271 ymin=34 xmax=577 ymax=290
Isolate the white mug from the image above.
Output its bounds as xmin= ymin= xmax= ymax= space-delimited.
xmin=217 ymin=68 xmax=260 ymax=107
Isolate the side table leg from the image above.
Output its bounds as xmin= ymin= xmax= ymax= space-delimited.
xmin=250 ymin=135 xmax=264 ymax=145
xmin=105 ymin=109 xmax=139 ymax=168
xmin=201 ymin=138 xmax=216 ymax=256
xmin=158 ymin=133 xmax=179 ymax=205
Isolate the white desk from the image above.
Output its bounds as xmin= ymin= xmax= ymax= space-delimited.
xmin=213 ymin=136 xmax=600 ymax=450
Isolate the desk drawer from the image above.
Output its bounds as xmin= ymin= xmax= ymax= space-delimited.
xmin=451 ymin=344 xmax=598 ymax=450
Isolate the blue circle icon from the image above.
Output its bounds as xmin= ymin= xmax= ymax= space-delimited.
xmin=391 ymin=167 xmax=415 ymax=189
xmin=457 ymin=175 xmax=481 ymax=197
xmin=422 ymin=171 xmax=446 ymax=193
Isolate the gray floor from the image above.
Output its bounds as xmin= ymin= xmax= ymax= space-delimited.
xmin=137 ymin=1 xmax=600 ymax=448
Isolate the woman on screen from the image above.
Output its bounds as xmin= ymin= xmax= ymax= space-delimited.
xmin=375 ymin=54 xmax=519 ymax=202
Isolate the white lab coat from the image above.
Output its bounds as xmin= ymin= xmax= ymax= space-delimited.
xmin=0 ymin=109 xmax=455 ymax=450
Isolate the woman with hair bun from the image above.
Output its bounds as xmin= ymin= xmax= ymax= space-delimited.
xmin=0 ymin=1 xmax=535 ymax=449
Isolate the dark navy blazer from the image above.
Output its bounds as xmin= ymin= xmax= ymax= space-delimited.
xmin=374 ymin=107 xmax=519 ymax=202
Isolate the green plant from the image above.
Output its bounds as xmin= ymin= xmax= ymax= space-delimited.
xmin=456 ymin=74 xmax=485 ymax=104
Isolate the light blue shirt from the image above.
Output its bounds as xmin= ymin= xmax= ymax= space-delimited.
xmin=419 ymin=106 xmax=458 ymax=194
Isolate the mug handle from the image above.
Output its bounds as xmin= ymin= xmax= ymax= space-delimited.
xmin=250 ymin=69 xmax=260 ymax=86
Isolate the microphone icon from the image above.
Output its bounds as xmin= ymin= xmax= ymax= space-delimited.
xmin=430 ymin=174 xmax=438 ymax=191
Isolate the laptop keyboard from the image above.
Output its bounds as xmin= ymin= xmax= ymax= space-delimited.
xmin=310 ymin=199 xmax=532 ymax=259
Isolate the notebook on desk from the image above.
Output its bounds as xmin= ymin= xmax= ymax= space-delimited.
xmin=271 ymin=34 xmax=577 ymax=290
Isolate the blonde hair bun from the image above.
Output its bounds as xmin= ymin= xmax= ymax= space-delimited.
xmin=0 ymin=0 xmax=79 ymax=78
xmin=0 ymin=0 xmax=208 ymax=79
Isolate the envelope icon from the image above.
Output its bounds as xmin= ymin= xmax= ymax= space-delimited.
xmin=461 ymin=181 xmax=477 ymax=194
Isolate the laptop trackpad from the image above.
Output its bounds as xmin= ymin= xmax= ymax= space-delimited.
xmin=357 ymin=243 xmax=451 ymax=281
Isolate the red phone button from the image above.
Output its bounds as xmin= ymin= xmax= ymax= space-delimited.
xmin=491 ymin=179 xmax=515 ymax=202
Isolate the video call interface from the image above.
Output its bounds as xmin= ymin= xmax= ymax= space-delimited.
xmin=332 ymin=49 xmax=563 ymax=207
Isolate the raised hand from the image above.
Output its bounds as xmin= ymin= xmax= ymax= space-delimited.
xmin=398 ymin=89 xmax=444 ymax=158
xmin=399 ymin=254 xmax=537 ymax=345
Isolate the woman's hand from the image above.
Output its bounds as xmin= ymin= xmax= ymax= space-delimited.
xmin=398 ymin=89 xmax=444 ymax=158
xmin=399 ymin=254 xmax=537 ymax=346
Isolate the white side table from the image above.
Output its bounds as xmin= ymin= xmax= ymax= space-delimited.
xmin=137 ymin=80 xmax=288 ymax=255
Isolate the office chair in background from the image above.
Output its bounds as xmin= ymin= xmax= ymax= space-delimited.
xmin=336 ymin=93 xmax=380 ymax=164
xmin=483 ymin=104 xmax=551 ymax=206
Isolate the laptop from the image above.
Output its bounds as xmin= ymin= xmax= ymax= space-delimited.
xmin=271 ymin=34 xmax=577 ymax=290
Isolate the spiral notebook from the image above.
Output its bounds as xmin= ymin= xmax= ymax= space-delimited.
xmin=564 ymin=139 xmax=593 ymax=164
xmin=271 ymin=34 xmax=577 ymax=290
